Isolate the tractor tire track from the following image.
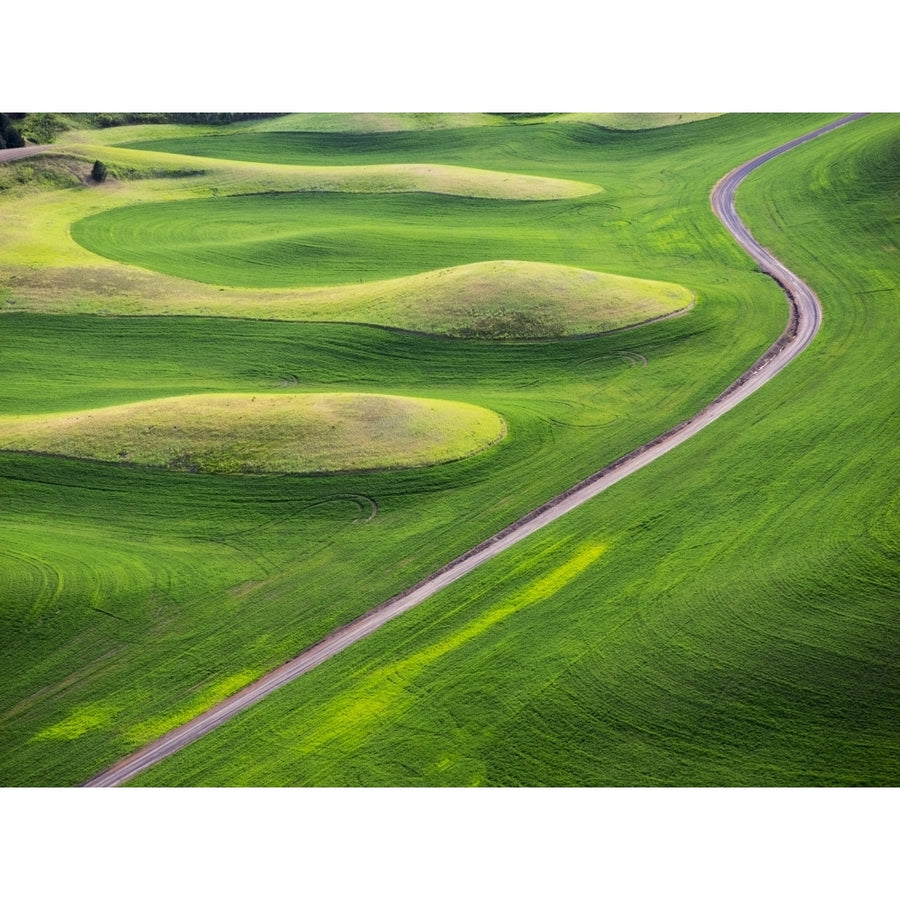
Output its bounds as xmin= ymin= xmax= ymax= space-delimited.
xmin=84 ymin=114 xmax=865 ymax=787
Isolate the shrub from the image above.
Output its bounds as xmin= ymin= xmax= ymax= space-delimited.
xmin=0 ymin=113 xmax=26 ymax=149
xmin=91 ymin=160 xmax=108 ymax=183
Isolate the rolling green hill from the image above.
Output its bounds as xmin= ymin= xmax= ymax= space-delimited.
xmin=3 ymin=112 xmax=894 ymax=787
xmin=129 ymin=113 xmax=900 ymax=787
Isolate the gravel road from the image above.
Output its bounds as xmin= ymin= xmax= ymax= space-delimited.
xmin=0 ymin=144 xmax=53 ymax=163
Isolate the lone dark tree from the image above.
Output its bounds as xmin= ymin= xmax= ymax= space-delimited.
xmin=91 ymin=160 xmax=108 ymax=183
xmin=0 ymin=113 xmax=26 ymax=149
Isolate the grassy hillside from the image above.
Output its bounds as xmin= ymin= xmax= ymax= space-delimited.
xmin=0 ymin=392 xmax=507 ymax=474
xmin=129 ymin=113 xmax=899 ymax=787
xmin=3 ymin=112 xmax=876 ymax=786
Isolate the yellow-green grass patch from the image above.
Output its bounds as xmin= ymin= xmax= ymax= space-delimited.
xmin=354 ymin=260 xmax=693 ymax=339
xmin=26 ymin=142 xmax=602 ymax=200
xmin=125 ymin=669 xmax=263 ymax=747
xmin=2 ymin=258 xmax=692 ymax=338
xmin=0 ymin=393 xmax=507 ymax=475
xmin=554 ymin=113 xmax=723 ymax=130
xmin=291 ymin=541 xmax=607 ymax=755
xmin=32 ymin=701 xmax=117 ymax=741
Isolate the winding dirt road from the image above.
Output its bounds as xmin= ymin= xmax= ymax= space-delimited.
xmin=84 ymin=114 xmax=865 ymax=787
xmin=0 ymin=144 xmax=53 ymax=164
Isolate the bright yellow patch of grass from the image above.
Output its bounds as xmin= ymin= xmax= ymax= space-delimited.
xmin=402 ymin=541 xmax=607 ymax=667
xmin=125 ymin=670 xmax=263 ymax=747
xmin=33 ymin=702 xmax=115 ymax=741
xmin=294 ymin=541 xmax=607 ymax=754
xmin=0 ymin=393 xmax=507 ymax=475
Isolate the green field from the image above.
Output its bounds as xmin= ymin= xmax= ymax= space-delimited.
xmin=72 ymin=189 xmax=613 ymax=289
xmin=1 ymin=112 xmax=896 ymax=786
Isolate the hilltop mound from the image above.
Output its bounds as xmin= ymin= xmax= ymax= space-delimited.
xmin=0 ymin=393 xmax=507 ymax=474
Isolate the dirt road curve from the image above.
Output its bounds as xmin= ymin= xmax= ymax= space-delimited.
xmin=0 ymin=144 xmax=53 ymax=163
xmin=84 ymin=114 xmax=866 ymax=787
